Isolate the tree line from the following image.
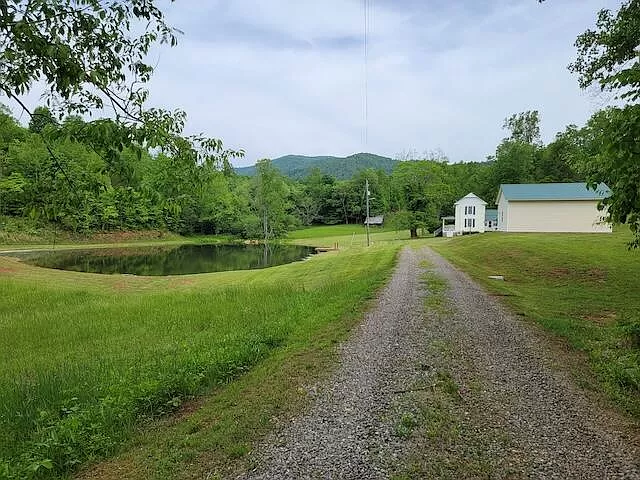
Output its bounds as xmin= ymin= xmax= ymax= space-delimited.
xmin=1 ymin=0 xmax=639 ymax=245
xmin=1 ymin=105 xmax=588 ymax=239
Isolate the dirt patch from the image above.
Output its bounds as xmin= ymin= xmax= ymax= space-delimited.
xmin=545 ymin=266 xmax=608 ymax=283
xmin=585 ymin=268 xmax=608 ymax=282
xmin=581 ymin=310 xmax=617 ymax=325
xmin=169 ymin=278 xmax=195 ymax=289
xmin=112 ymin=281 xmax=131 ymax=291
xmin=75 ymin=456 xmax=142 ymax=480
xmin=548 ymin=267 xmax=571 ymax=278
xmin=169 ymin=397 xmax=207 ymax=424
xmin=0 ymin=267 xmax=16 ymax=273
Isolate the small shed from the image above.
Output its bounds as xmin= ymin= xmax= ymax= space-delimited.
xmin=496 ymin=183 xmax=612 ymax=233
xmin=364 ymin=215 xmax=384 ymax=226
xmin=485 ymin=209 xmax=498 ymax=231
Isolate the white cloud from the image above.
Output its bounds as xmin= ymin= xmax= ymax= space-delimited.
xmin=2 ymin=0 xmax=623 ymax=166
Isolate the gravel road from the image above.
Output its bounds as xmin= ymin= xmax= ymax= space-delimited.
xmin=237 ymin=246 xmax=640 ymax=479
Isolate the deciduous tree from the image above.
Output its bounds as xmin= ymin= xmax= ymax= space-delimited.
xmin=569 ymin=0 xmax=640 ymax=246
xmin=503 ymin=110 xmax=541 ymax=144
xmin=28 ymin=106 xmax=56 ymax=133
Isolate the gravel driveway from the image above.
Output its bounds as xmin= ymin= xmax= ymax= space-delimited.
xmin=237 ymin=246 xmax=640 ymax=479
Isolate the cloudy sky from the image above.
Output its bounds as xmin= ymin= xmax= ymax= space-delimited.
xmin=6 ymin=0 xmax=621 ymax=166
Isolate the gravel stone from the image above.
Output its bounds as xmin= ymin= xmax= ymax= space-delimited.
xmin=423 ymin=247 xmax=640 ymax=479
xmin=238 ymin=247 xmax=431 ymax=479
xmin=237 ymin=246 xmax=640 ymax=479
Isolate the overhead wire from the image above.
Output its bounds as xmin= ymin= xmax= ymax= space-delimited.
xmin=363 ymin=0 xmax=369 ymax=150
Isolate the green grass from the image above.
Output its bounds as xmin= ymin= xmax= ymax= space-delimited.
xmin=0 ymin=233 xmax=400 ymax=479
xmin=286 ymin=223 xmax=402 ymax=239
xmin=390 ymin=366 xmax=504 ymax=479
xmin=421 ymin=266 xmax=450 ymax=315
xmin=432 ymin=228 xmax=640 ymax=417
xmin=0 ymin=215 xmax=189 ymax=246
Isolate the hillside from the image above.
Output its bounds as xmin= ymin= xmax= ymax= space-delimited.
xmin=234 ymin=153 xmax=398 ymax=180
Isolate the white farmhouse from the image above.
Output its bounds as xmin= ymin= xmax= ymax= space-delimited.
xmin=452 ymin=193 xmax=487 ymax=234
xmin=496 ymin=183 xmax=612 ymax=233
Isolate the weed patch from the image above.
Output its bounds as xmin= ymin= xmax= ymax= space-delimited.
xmin=421 ymin=270 xmax=450 ymax=314
xmin=390 ymin=366 xmax=510 ymax=479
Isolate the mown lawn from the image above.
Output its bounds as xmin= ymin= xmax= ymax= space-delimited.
xmin=432 ymin=228 xmax=640 ymax=417
xmin=286 ymin=223 xmax=402 ymax=240
xmin=0 ymin=230 xmax=402 ymax=479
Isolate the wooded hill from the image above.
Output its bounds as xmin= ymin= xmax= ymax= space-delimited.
xmin=234 ymin=153 xmax=397 ymax=180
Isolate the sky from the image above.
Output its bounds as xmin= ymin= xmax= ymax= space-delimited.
xmin=4 ymin=0 xmax=622 ymax=167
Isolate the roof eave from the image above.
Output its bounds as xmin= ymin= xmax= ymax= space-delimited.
xmin=507 ymin=197 xmax=605 ymax=202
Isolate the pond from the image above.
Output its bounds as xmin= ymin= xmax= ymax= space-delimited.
xmin=20 ymin=244 xmax=316 ymax=276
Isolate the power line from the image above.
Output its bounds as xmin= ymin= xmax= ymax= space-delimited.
xmin=363 ymin=0 xmax=369 ymax=150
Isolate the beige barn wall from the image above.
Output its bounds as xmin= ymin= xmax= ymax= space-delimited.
xmin=506 ymin=200 xmax=612 ymax=233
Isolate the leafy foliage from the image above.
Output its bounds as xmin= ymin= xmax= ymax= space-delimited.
xmin=569 ymin=0 xmax=640 ymax=246
xmin=569 ymin=0 xmax=640 ymax=102
xmin=503 ymin=110 xmax=541 ymax=144
xmin=0 ymin=106 xmax=249 ymax=235
xmin=27 ymin=106 xmax=56 ymax=134
xmin=1 ymin=0 xmax=234 ymax=225
xmin=0 ymin=0 xmax=176 ymax=118
xmin=567 ymin=107 xmax=640 ymax=247
xmin=391 ymin=160 xmax=452 ymax=237
xmin=251 ymin=159 xmax=294 ymax=239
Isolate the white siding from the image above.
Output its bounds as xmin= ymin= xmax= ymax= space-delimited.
xmin=454 ymin=197 xmax=486 ymax=234
xmin=497 ymin=192 xmax=508 ymax=232
xmin=506 ymin=200 xmax=611 ymax=233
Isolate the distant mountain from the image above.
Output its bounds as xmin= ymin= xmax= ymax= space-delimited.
xmin=234 ymin=153 xmax=398 ymax=180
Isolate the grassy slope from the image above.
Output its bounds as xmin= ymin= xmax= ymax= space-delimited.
xmin=0 ymin=229 xmax=406 ymax=479
xmin=432 ymin=229 xmax=640 ymax=417
xmin=0 ymin=216 xmax=189 ymax=246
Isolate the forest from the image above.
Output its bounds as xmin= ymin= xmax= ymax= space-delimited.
xmin=1 ymin=107 xmax=592 ymax=239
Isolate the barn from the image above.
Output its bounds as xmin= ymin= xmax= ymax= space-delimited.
xmin=496 ymin=183 xmax=612 ymax=233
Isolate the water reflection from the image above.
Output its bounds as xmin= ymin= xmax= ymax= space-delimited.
xmin=22 ymin=243 xmax=316 ymax=276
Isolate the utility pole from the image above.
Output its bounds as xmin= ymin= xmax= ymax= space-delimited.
xmin=365 ymin=178 xmax=371 ymax=247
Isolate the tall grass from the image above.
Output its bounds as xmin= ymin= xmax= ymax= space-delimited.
xmin=0 ymin=243 xmax=398 ymax=479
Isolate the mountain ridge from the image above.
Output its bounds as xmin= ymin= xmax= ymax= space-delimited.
xmin=234 ymin=153 xmax=398 ymax=180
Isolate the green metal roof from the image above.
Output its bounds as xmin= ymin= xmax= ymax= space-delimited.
xmin=497 ymin=183 xmax=610 ymax=202
xmin=485 ymin=209 xmax=498 ymax=221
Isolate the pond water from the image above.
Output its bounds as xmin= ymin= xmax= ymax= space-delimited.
xmin=21 ymin=244 xmax=316 ymax=276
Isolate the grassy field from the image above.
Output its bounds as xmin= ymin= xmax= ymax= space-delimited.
xmin=286 ymin=223 xmax=403 ymax=240
xmin=432 ymin=228 xmax=640 ymax=417
xmin=5 ymin=221 xmax=638 ymax=478
xmin=0 ymin=229 xmax=405 ymax=479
